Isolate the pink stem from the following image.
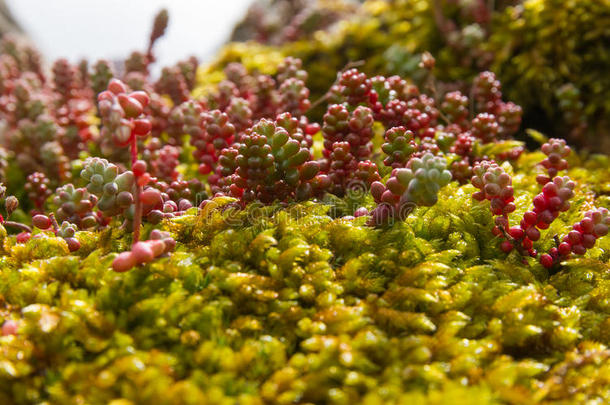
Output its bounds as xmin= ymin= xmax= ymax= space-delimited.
xmin=130 ymin=132 xmax=142 ymax=245
xmin=130 ymin=133 xmax=138 ymax=167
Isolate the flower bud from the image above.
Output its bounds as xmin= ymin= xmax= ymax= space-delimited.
xmin=5 ymin=196 xmax=18 ymax=217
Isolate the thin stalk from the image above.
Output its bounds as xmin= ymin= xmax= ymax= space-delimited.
xmin=130 ymin=133 xmax=138 ymax=167
xmin=498 ymin=225 xmax=530 ymax=263
xmin=3 ymin=221 xmax=32 ymax=233
xmin=131 ymin=133 xmax=142 ymax=245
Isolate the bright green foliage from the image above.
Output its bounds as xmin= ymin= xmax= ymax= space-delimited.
xmin=1 ymin=150 xmax=609 ymax=403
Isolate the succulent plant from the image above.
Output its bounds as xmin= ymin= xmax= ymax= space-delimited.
xmin=52 ymin=183 xmax=98 ymax=229
xmin=537 ymin=138 xmax=571 ymax=185
xmin=381 ymin=126 xmax=418 ymax=169
xmin=370 ymin=153 xmax=452 ymax=225
xmin=81 ymin=157 xmax=135 ymax=218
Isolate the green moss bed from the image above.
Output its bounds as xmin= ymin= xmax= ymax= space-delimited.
xmin=1 ymin=150 xmax=609 ymax=404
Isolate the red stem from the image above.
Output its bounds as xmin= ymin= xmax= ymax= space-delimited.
xmin=130 ymin=132 xmax=142 ymax=245
xmin=133 ymin=185 xmax=142 ymax=245
xmin=498 ymin=225 xmax=530 ymax=263
xmin=130 ymin=133 xmax=138 ymax=167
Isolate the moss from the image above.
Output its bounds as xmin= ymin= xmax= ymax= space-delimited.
xmin=0 ymin=148 xmax=609 ymax=403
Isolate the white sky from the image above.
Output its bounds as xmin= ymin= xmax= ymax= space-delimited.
xmin=6 ymin=0 xmax=253 ymax=73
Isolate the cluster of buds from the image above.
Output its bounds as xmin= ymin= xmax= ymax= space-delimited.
xmin=147 ymin=9 xmax=169 ymax=61
xmin=443 ymin=81 xmax=520 ymax=181
xmin=175 ymin=56 xmax=199 ymax=91
xmin=471 ymin=112 xmax=499 ymax=143
xmin=322 ymin=104 xmax=374 ymax=159
xmin=472 ymin=71 xmax=522 ymax=137
xmin=250 ymin=74 xmax=278 ymax=119
xmin=503 ymin=177 xmax=575 ymax=256
xmin=97 ymin=79 xmax=151 ymax=148
xmin=3 ymin=49 xmax=96 ymax=174
xmin=378 ymin=99 xmax=433 ymax=137
xmin=24 ymin=172 xmax=51 ymax=212
xmin=369 ymin=153 xmax=452 ymax=225
xmin=325 ymin=142 xmax=380 ymax=196
xmin=274 ymin=112 xmax=315 ymax=147
xmin=450 ymin=132 xmax=475 ymax=157
xmin=124 ymin=52 xmax=149 ymax=76
xmin=168 ymin=99 xmax=205 ymax=140
xmin=225 ymin=97 xmax=253 ymax=133
xmin=139 ymin=186 xmax=187 ymax=225
xmin=555 ymin=83 xmax=587 ymax=139
xmin=278 ymin=77 xmax=310 ymax=117
xmin=210 ymin=80 xmax=239 ymax=111
xmin=144 ymin=143 xmax=180 ymax=182
xmin=112 ymin=230 xmax=175 ymax=272
xmin=497 ymin=102 xmax=522 ymax=137
xmin=540 ymin=208 xmax=610 ymax=268
xmin=191 ymin=111 xmax=234 ymax=174
xmin=154 ymin=178 xmax=205 ymax=207
xmin=470 ymin=161 xmax=516 ymax=236
xmin=155 ymin=65 xmax=190 ymax=105
xmin=221 ymin=119 xmax=323 ymax=203
xmin=274 ymin=57 xmax=309 ymax=119
xmin=204 ymin=57 xmax=315 ymax=130
xmin=13 ymin=116 xmax=71 ymax=182
xmin=80 ymin=158 xmax=135 ymax=218
xmin=52 ymin=58 xmax=94 ymax=132
xmin=51 ymin=58 xmax=81 ymax=100
xmin=276 ymin=57 xmax=308 ymax=83
xmin=52 ymin=183 xmax=98 ymax=229
xmin=441 ymin=91 xmax=469 ymax=128
xmin=536 ymin=138 xmax=571 ymax=185
xmin=332 ymin=68 xmax=373 ymax=106
xmin=90 ymin=59 xmax=114 ymax=96
xmin=223 ymin=62 xmax=252 ymax=96
xmin=381 ymin=126 xmax=417 ymax=168
xmin=369 ymin=75 xmax=418 ymax=110
xmin=329 ymin=69 xmax=429 ymax=132
xmin=470 ymin=161 xmax=589 ymax=264
xmin=473 ymin=71 xmax=502 ymax=114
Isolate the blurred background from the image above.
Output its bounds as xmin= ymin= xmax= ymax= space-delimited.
xmin=2 ymin=0 xmax=253 ymax=74
xmin=0 ymin=0 xmax=607 ymax=151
